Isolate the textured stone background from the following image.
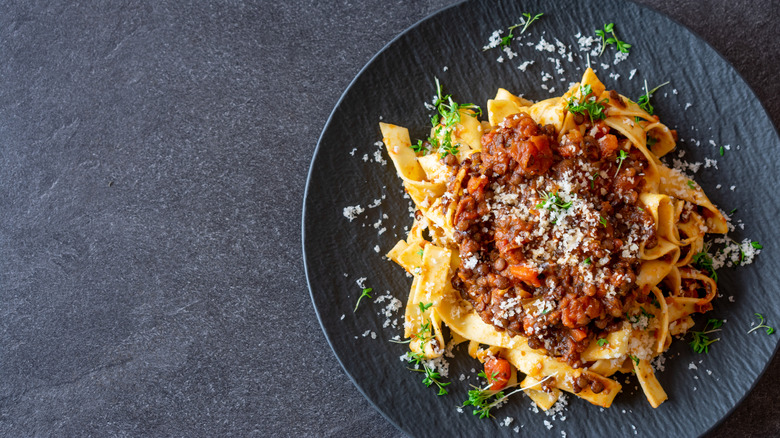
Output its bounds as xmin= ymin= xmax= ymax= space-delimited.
xmin=0 ymin=0 xmax=777 ymax=436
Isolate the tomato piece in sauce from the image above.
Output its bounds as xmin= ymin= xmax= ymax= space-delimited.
xmin=508 ymin=265 xmax=542 ymax=288
xmin=484 ymin=356 xmax=511 ymax=391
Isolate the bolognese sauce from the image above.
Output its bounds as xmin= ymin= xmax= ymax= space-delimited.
xmin=447 ymin=111 xmax=657 ymax=367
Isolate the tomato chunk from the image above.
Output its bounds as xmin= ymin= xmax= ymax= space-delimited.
xmin=484 ymin=356 xmax=511 ymax=391
xmin=466 ymin=175 xmax=488 ymax=194
xmin=508 ymin=265 xmax=542 ymax=288
xmin=597 ymin=134 xmax=619 ymax=158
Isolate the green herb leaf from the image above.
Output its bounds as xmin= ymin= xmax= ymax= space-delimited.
xmin=536 ymin=190 xmax=573 ymax=212
xmin=748 ymin=313 xmax=775 ymax=335
xmin=486 ymin=13 xmax=544 ymax=52
xmin=407 ymin=352 xmax=451 ymax=395
xmin=646 ymin=136 xmax=658 ymax=147
xmin=615 ymin=149 xmax=628 ymax=176
xmin=519 ymin=12 xmax=544 ymax=34
xmin=567 ymin=84 xmax=609 ymax=123
xmin=423 ymin=78 xmax=481 ymax=159
xmin=354 ymin=287 xmax=373 ymax=312
xmin=636 ymin=80 xmax=669 ymax=115
xmin=463 ymin=372 xmax=557 ymax=419
xmin=411 ymin=139 xmax=429 ymax=154
xmin=692 ymin=244 xmax=718 ymax=282
xmin=595 ymin=23 xmax=631 ymax=56
xmin=688 ymin=318 xmax=723 ymax=353
xmin=590 ymin=172 xmax=601 ymax=189
xmin=597 ymin=338 xmax=609 ymax=347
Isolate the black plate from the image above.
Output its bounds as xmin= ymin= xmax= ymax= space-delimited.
xmin=302 ymin=0 xmax=780 ymax=436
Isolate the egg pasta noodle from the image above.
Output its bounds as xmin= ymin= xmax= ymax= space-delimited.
xmin=380 ymin=68 xmax=727 ymax=411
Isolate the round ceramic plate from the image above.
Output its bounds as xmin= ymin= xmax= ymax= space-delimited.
xmin=302 ymin=0 xmax=780 ymax=436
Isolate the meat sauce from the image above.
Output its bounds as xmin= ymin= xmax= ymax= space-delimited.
xmin=449 ymin=112 xmax=656 ymax=367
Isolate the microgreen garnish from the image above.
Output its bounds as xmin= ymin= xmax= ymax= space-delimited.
xmin=748 ymin=313 xmax=775 ymax=335
xmin=567 ymin=84 xmax=608 ymax=123
xmin=595 ymin=23 xmax=632 ymax=56
xmin=590 ymin=172 xmax=600 ymax=189
xmin=416 ymin=248 xmax=424 ymax=258
xmin=494 ymin=30 xmax=515 ymax=49
xmin=751 ymin=241 xmax=763 ymax=250
xmin=689 ymin=318 xmax=723 ymax=353
xmin=628 ymin=307 xmax=655 ymax=329
xmin=729 ymin=208 xmax=738 ymax=216
xmin=646 ymin=136 xmax=658 ymax=147
xmin=583 ymin=257 xmax=592 ymax=266
xmin=719 ymin=146 xmax=725 ymax=156
xmin=421 ymin=78 xmax=481 ymax=159
xmin=407 ymin=351 xmax=451 ymax=395
xmin=486 ymin=12 xmax=544 ymax=51
xmin=692 ymin=244 xmax=717 ymax=282
xmin=636 ymin=80 xmax=669 ymax=115
xmin=463 ymin=372 xmax=557 ymax=419
xmin=597 ymin=338 xmax=609 ymax=347
xmin=614 ymin=149 xmax=628 ymax=176
xmin=354 ymin=287 xmax=372 ymax=312
xmin=519 ymin=12 xmax=544 ymax=34
xmin=412 ymin=139 xmax=428 ymax=154
xmin=629 ymin=354 xmax=640 ymax=365
xmin=687 ymin=180 xmax=696 ymax=189
xmin=418 ymin=302 xmax=433 ymax=313
xmin=535 ymin=190 xmax=572 ymax=212
xmin=599 ymin=216 xmax=607 ymax=227
xmin=418 ymin=320 xmax=432 ymax=339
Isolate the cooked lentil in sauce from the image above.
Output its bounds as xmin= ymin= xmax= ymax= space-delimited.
xmin=447 ymin=112 xmax=657 ymax=368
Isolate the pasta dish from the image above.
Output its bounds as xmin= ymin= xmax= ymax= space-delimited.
xmin=380 ymin=68 xmax=727 ymax=412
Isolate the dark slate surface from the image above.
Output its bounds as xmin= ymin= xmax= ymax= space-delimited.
xmin=0 ymin=1 xmax=777 ymax=437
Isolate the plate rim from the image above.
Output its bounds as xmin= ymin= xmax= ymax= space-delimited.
xmin=301 ymin=1 xmax=780 ymax=436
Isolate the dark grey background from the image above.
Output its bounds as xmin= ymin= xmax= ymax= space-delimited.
xmin=0 ymin=0 xmax=776 ymax=437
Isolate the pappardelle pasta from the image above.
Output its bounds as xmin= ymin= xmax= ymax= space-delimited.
xmin=380 ymin=68 xmax=727 ymax=413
